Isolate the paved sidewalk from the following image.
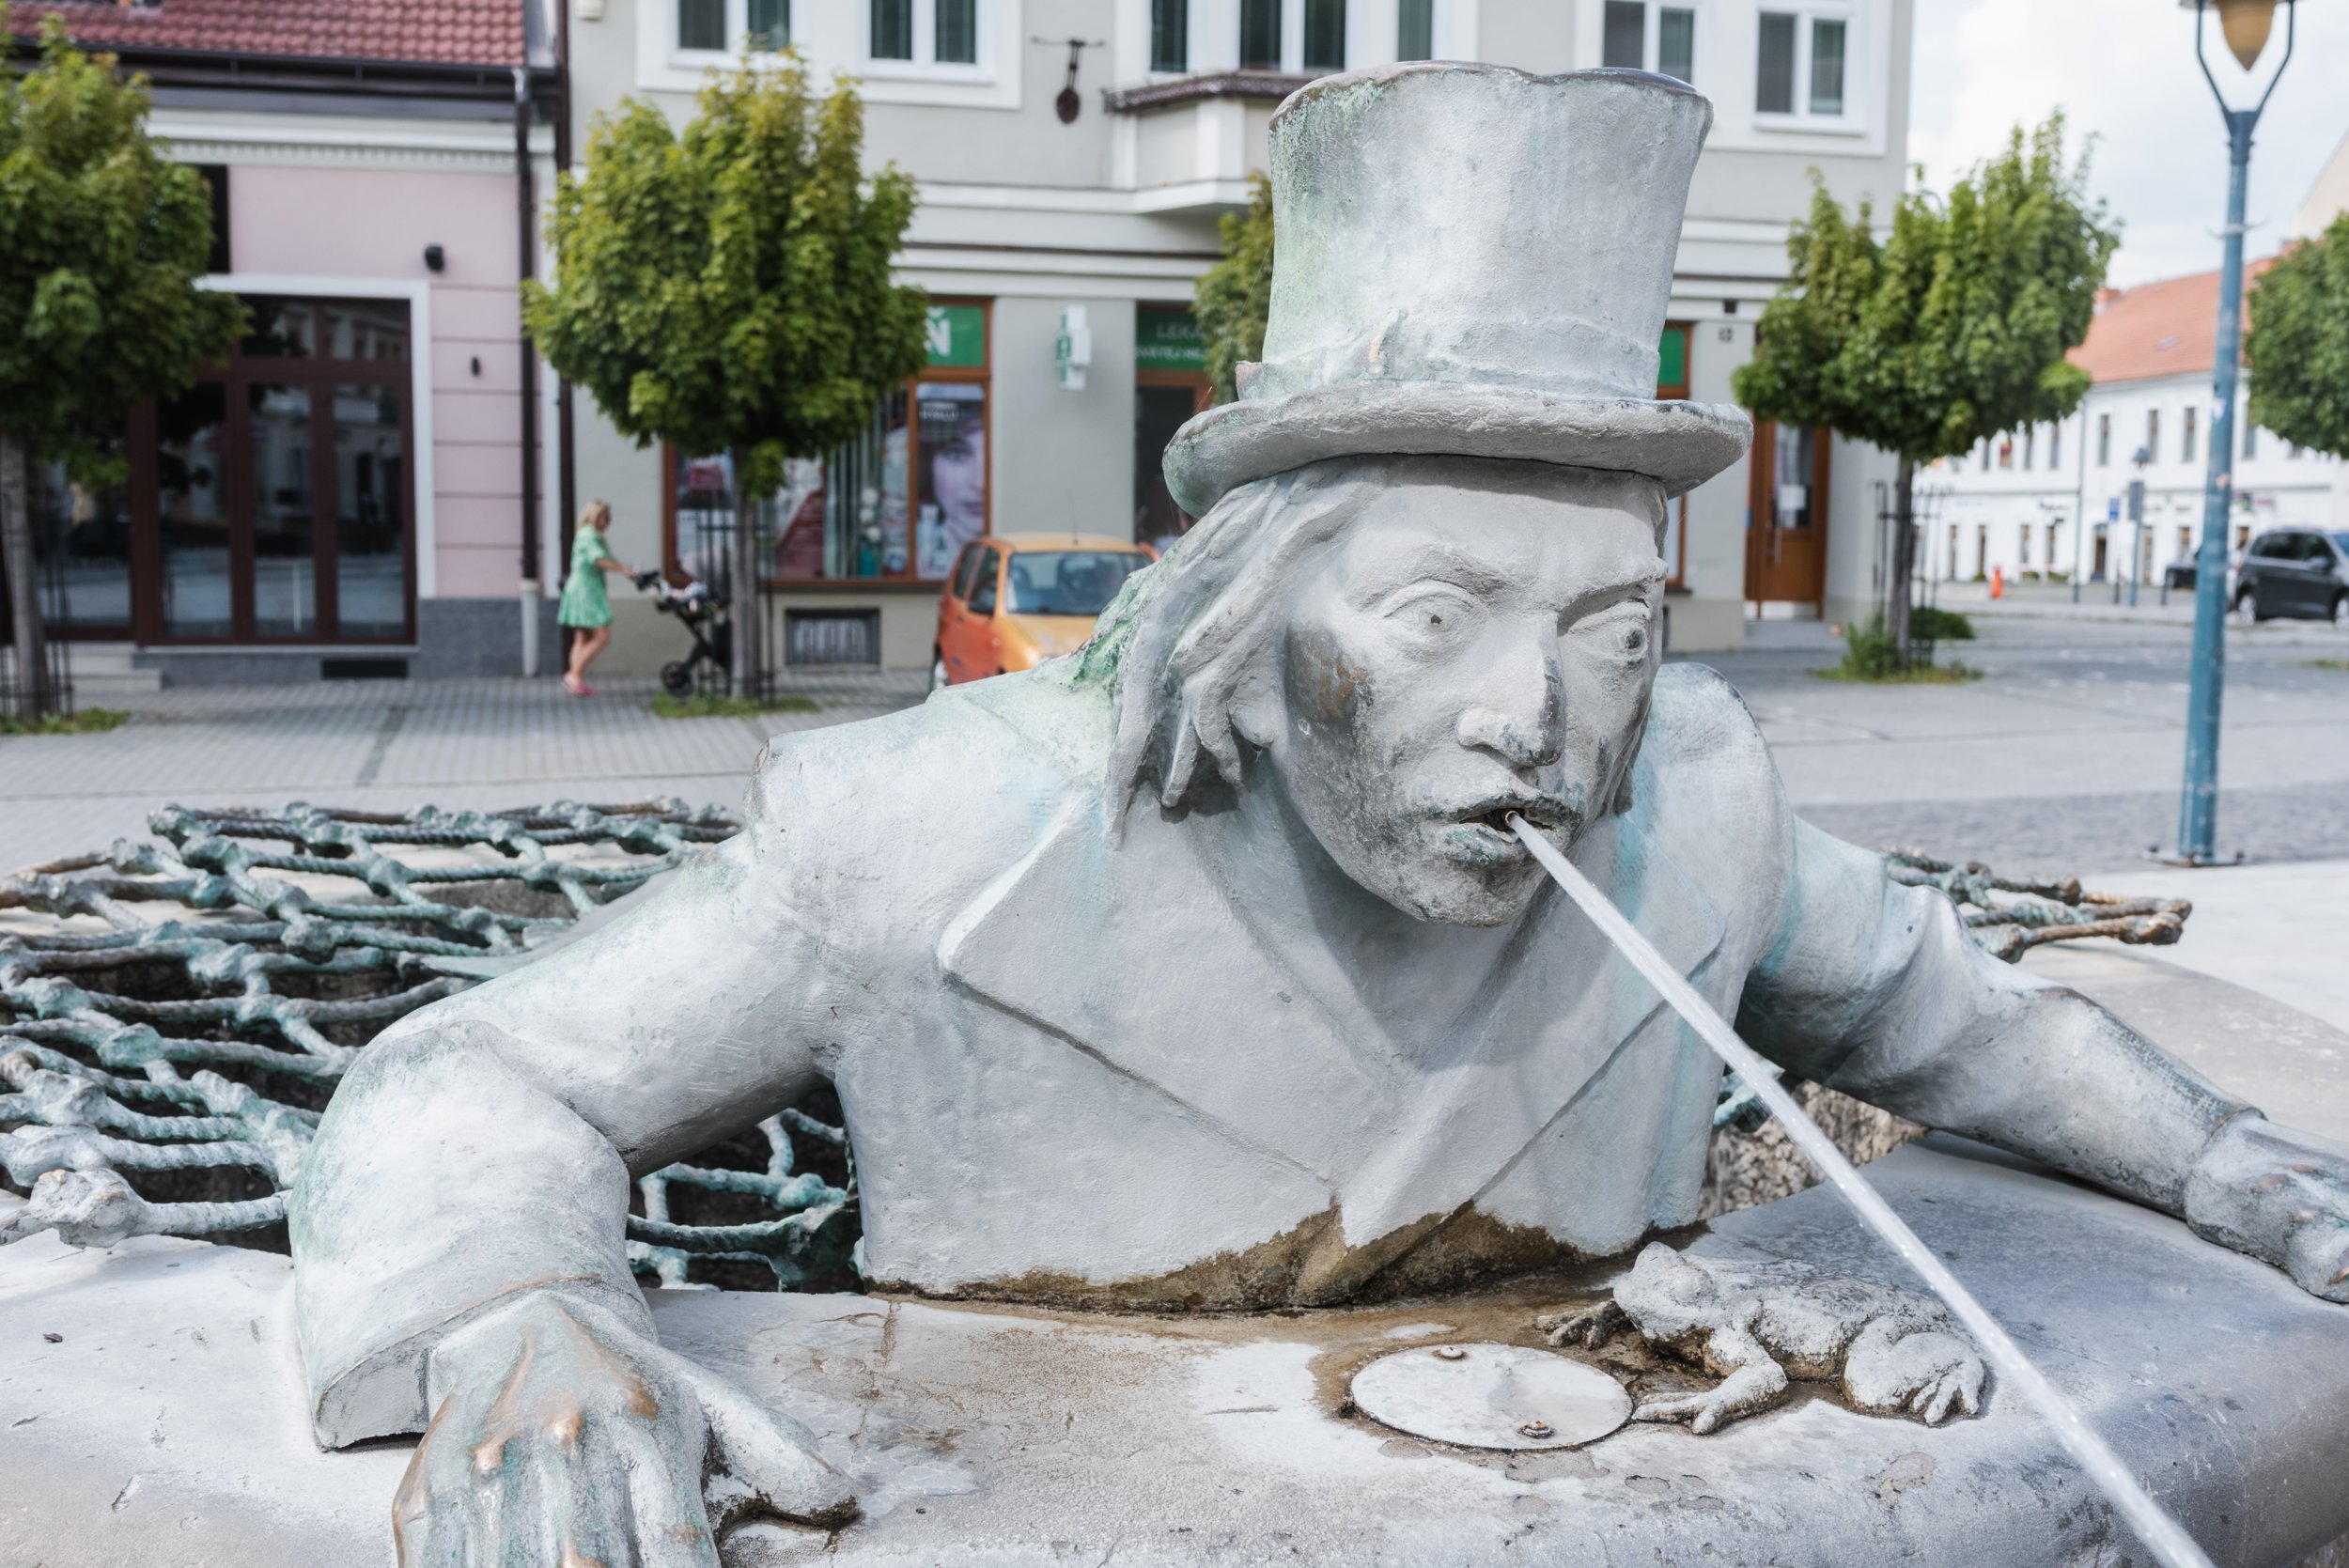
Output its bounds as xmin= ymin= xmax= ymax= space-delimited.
xmin=0 ymin=673 xmax=926 ymax=872
xmin=1700 ymin=614 xmax=2349 ymax=873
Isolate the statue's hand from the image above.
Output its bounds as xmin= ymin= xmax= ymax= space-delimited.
xmin=393 ymin=1290 xmax=854 ymax=1567
xmin=2184 ymin=1114 xmax=2349 ymax=1305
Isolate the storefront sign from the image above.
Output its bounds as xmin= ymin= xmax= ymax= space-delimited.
xmin=1137 ymin=307 xmax=1207 ymax=373
xmin=926 ymin=303 xmax=987 ymax=368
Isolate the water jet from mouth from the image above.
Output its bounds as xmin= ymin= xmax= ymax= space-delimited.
xmin=1507 ymin=814 xmax=2215 ymax=1568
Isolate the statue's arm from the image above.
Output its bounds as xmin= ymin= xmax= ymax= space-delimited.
xmin=1736 ymin=817 xmax=2248 ymax=1213
xmin=1740 ymin=819 xmax=2349 ymax=1302
xmin=288 ymin=823 xmax=832 ymax=1447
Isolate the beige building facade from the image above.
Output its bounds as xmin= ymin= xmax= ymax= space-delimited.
xmin=561 ymin=0 xmax=1918 ymax=673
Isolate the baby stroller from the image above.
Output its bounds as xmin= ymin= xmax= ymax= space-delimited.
xmin=635 ymin=570 xmax=731 ymax=698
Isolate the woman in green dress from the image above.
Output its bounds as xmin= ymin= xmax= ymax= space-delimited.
xmin=557 ymin=501 xmax=640 ymax=696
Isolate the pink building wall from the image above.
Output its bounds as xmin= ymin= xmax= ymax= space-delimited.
xmin=228 ymin=164 xmax=528 ymax=600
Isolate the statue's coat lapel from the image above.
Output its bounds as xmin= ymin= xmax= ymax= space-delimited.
xmin=937 ymin=791 xmax=1723 ymax=1272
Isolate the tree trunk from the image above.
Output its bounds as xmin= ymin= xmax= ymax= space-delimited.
xmin=729 ymin=443 xmax=758 ymax=700
xmin=1887 ymin=455 xmax=1917 ymax=665
xmin=0 ymin=432 xmax=48 ymax=723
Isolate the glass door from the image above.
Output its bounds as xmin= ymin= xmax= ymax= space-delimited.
xmin=132 ymin=297 xmax=413 ymax=644
xmin=1744 ymin=420 xmax=1830 ymax=609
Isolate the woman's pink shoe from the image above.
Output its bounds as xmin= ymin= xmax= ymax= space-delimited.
xmin=563 ymin=677 xmax=596 ymax=697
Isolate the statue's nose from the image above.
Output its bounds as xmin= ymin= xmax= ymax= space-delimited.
xmin=1455 ymin=643 xmax=1563 ymax=769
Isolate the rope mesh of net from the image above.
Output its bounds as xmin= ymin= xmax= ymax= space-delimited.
xmin=1711 ymin=848 xmax=2192 ymax=1130
xmin=0 ymin=801 xmax=853 ymax=1289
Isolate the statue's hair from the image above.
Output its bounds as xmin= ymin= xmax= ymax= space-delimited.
xmin=1075 ymin=454 xmax=1669 ymax=834
xmin=1077 ymin=458 xmax=1386 ymax=831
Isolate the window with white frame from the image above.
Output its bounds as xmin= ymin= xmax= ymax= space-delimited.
xmin=1151 ymin=0 xmax=1189 ymax=71
xmin=1239 ymin=0 xmax=1281 ymax=68
xmin=1235 ymin=0 xmax=1347 ymax=74
xmin=677 ymin=0 xmax=789 ymax=55
xmin=1755 ymin=7 xmax=1849 ymax=118
xmin=1303 ymin=0 xmax=1346 ymax=70
xmin=868 ymin=0 xmax=982 ymax=68
xmin=1398 ymin=0 xmax=1436 ymax=60
xmin=1601 ymin=2 xmax=1696 ymax=85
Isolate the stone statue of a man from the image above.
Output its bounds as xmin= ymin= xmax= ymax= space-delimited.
xmin=290 ymin=65 xmax=2349 ymax=1564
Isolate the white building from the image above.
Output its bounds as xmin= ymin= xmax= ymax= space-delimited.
xmin=562 ymin=0 xmax=1919 ymax=673
xmin=1932 ymin=258 xmax=2348 ymax=591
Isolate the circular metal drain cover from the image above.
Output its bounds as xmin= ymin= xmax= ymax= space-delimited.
xmin=1350 ymin=1343 xmax=1631 ymax=1451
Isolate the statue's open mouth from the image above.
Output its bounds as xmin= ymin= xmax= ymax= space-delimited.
xmin=1455 ymin=799 xmax=1569 ymax=839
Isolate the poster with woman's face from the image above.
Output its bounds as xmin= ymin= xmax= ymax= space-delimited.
xmin=915 ymin=382 xmax=985 ymax=580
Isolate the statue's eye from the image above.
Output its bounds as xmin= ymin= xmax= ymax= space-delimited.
xmin=1382 ymin=585 xmax=1477 ymax=640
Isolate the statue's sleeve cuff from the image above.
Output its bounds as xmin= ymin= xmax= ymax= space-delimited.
xmin=288 ymin=1022 xmax=650 ymax=1449
xmin=304 ymin=1276 xmax=653 ymax=1448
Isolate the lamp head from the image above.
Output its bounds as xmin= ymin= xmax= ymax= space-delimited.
xmin=2183 ymin=0 xmax=2284 ymax=70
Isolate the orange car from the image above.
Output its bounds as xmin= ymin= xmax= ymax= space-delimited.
xmin=933 ymin=534 xmax=1155 ymax=689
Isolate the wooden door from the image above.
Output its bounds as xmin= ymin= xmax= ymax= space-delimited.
xmin=1745 ymin=421 xmax=1830 ymax=609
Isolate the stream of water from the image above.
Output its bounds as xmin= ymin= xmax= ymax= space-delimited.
xmin=1509 ymin=815 xmax=2214 ymax=1568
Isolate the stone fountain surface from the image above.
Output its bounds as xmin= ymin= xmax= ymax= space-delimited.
xmin=7 ymin=1134 xmax=2345 ymax=1568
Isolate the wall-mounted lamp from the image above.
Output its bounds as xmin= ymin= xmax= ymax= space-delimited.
xmin=1034 ymin=36 xmax=1104 ymax=124
xmin=424 ymin=243 xmax=446 ymax=273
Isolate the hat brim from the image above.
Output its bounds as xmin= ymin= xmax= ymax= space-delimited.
xmin=1162 ymin=382 xmax=1753 ymax=518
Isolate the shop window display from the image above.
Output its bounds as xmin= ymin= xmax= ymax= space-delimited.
xmin=667 ymin=303 xmax=987 ymax=587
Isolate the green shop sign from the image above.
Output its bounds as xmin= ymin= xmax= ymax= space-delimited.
xmin=1137 ymin=307 xmax=1207 ymax=373
xmin=1657 ymin=325 xmax=1688 ymax=393
xmin=926 ymin=304 xmax=987 ymax=368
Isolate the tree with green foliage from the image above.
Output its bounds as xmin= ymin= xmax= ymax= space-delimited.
xmin=0 ymin=10 xmax=243 ymax=719
xmin=1194 ymin=172 xmax=1275 ymax=405
xmin=1735 ymin=116 xmax=2116 ymax=661
xmin=2246 ymin=211 xmax=2349 ymax=461
xmin=524 ymin=53 xmax=926 ymax=692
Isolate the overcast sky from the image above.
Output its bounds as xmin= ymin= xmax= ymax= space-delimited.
xmin=1908 ymin=0 xmax=2349 ymax=287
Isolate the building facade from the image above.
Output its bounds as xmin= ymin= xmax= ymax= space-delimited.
xmin=7 ymin=0 xmax=560 ymax=684
xmin=567 ymin=0 xmax=1919 ymax=675
xmin=1930 ymin=263 xmax=2347 ymax=591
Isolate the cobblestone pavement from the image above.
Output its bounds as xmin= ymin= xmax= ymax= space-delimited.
xmin=6 ymin=613 xmax=2345 ymax=882
xmin=0 ymin=672 xmax=927 ymax=872
xmin=1693 ymin=614 xmax=2349 ymax=875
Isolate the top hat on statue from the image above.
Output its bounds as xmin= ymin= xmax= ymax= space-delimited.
xmin=1162 ymin=63 xmax=1752 ymax=517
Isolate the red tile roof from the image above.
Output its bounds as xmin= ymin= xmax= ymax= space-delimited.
xmin=8 ymin=0 xmax=526 ymax=69
xmin=2069 ymin=256 xmax=2279 ymax=386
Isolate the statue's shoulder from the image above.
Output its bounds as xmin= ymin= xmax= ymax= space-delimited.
xmin=1631 ymin=662 xmax=1791 ymax=893
xmin=1641 ymin=662 xmax=1773 ymax=782
xmin=746 ymin=665 xmax=1109 ymax=856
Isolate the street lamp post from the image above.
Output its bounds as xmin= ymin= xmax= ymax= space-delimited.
xmin=2125 ymin=446 xmax=2151 ymax=609
xmin=2176 ymin=0 xmax=2296 ymax=864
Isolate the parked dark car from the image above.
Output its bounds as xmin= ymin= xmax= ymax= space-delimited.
xmin=2233 ymin=530 xmax=2349 ymax=627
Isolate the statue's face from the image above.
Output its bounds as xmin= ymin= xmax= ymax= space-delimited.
xmin=1264 ymin=467 xmax=1665 ymax=926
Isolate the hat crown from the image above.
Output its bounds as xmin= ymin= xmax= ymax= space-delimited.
xmin=1247 ymin=65 xmax=1712 ymax=407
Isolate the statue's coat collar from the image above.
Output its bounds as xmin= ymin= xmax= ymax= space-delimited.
xmin=938 ymin=769 xmax=1722 ymax=1292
